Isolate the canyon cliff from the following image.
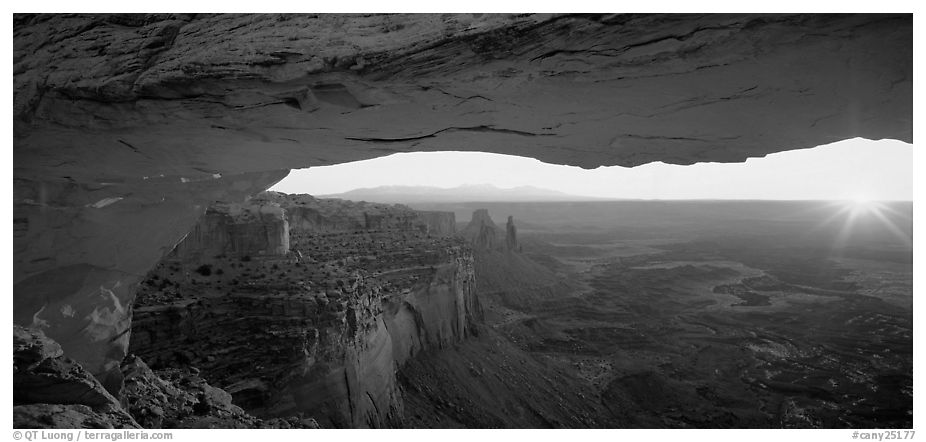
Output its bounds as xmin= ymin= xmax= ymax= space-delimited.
xmin=127 ymin=194 xmax=479 ymax=427
xmin=169 ymin=201 xmax=290 ymax=261
xmin=262 ymin=192 xmax=456 ymax=236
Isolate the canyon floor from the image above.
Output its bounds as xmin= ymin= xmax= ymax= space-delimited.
xmin=403 ymin=200 xmax=913 ymax=428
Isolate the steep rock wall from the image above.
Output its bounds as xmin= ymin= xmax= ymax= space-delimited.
xmin=286 ymin=206 xmax=365 ymax=232
xmin=259 ymin=192 xmax=454 ymax=236
xmin=130 ymin=246 xmax=478 ymax=427
xmin=417 ymin=211 xmax=457 ymax=237
xmin=169 ymin=202 xmax=290 ymax=261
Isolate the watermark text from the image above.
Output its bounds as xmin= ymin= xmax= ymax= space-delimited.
xmin=13 ymin=431 xmax=173 ymax=442
xmin=852 ymin=430 xmax=915 ymax=440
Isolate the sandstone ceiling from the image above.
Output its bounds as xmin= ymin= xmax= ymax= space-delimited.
xmin=12 ymin=13 xmax=912 ymax=392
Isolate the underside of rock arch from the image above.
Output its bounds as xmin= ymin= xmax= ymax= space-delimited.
xmin=13 ymin=13 xmax=912 ymax=393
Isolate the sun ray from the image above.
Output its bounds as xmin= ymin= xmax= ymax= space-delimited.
xmin=867 ymin=204 xmax=914 ymax=248
xmin=813 ymin=199 xmax=913 ymax=252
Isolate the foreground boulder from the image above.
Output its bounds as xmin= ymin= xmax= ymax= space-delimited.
xmin=13 ymin=404 xmax=140 ymax=429
xmin=13 ymin=324 xmax=139 ymax=429
xmin=13 ymin=324 xmax=317 ymax=429
xmin=121 ymin=355 xmax=318 ymax=429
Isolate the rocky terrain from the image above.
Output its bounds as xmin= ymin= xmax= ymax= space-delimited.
xmin=14 ymin=324 xmax=314 ymax=429
xmin=125 ymin=193 xmax=479 ymax=428
xmin=14 ymin=324 xmax=139 ymax=429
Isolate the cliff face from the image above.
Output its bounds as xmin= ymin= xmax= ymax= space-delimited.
xmin=411 ymin=211 xmax=456 ymax=237
xmin=258 ymin=192 xmax=455 ymax=237
xmin=128 ymin=195 xmax=479 ymax=428
xmin=170 ymin=202 xmax=289 ymax=261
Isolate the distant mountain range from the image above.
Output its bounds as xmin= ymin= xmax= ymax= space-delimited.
xmin=319 ymin=184 xmax=608 ymax=204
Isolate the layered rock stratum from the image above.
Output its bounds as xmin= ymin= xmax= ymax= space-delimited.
xmin=12 ymin=13 xmax=912 ymax=412
xmin=170 ymin=201 xmax=290 ymax=261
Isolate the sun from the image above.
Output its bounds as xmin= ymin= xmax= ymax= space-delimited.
xmin=848 ymin=195 xmax=876 ymax=214
xmin=815 ymin=195 xmax=911 ymax=249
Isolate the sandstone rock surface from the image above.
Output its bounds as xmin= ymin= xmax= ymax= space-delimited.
xmin=461 ymin=209 xmax=499 ymax=250
xmin=261 ymin=192 xmax=454 ymax=236
xmin=415 ymin=211 xmax=457 ymax=237
xmin=169 ymin=201 xmax=290 ymax=261
xmin=12 ymin=322 xmax=312 ymax=429
xmin=14 ymin=325 xmax=122 ymax=409
xmin=13 ymin=324 xmax=140 ymax=429
xmin=13 ymin=404 xmax=140 ymax=429
xmin=12 ymin=13 xmax=912 ymax=402
xmin=121 ymin=355 xmax=318 ymax=428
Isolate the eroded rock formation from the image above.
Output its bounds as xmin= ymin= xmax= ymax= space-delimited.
xmin=170 ymin=201 xmax=290 ymax=261
xmin=13 ymin=324 xmax=139 ymax=428
xmin=261 ymin=192 xmax=455 ymax=236
xmin=460 ymin=210 xmax=573 ymax=310
xmin=127 ymin=195 xmax=478 ymax=427
xmin=416 ymin=211 xmax=457 ymax=237
xmin=12 ymin=13 xmax=912 ymax=413
xmin=461 ymin=209 xmax=499 ymax=250
xmin=506 ymin=216 xmax=519 ymax=252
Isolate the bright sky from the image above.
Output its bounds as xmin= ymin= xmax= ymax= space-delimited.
xmin=270 ymin=138 xmax=913 ymax=201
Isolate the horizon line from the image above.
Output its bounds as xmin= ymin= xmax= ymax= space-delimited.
xmin=270 ymin=192 xmax=913 ymax=204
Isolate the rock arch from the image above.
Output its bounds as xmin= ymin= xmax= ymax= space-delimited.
xmin=13 ymin=13 xmax=912 ymax=391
